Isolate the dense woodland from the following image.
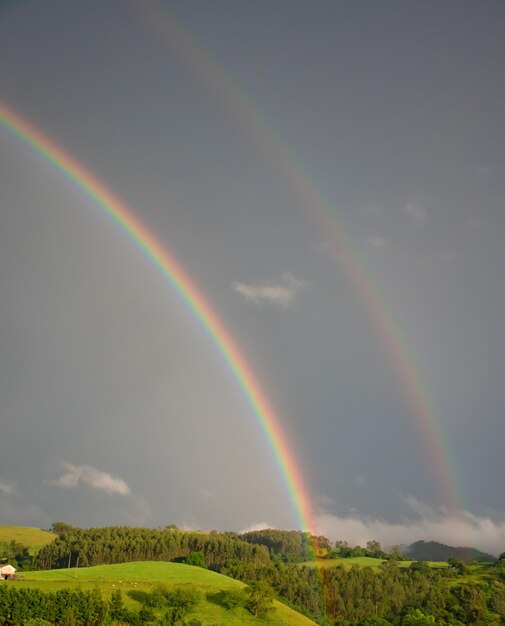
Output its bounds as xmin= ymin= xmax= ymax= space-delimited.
xmin=35 ymin=524 xmax=270 ymax=570
xmin=1 ymin=524 xmax=505 ymax=625
xmin=222 ymin=558 xmax=505 ymax=624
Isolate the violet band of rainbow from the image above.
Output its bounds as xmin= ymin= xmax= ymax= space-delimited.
xmin=137 ymin=4 xmax=461 ymax=512
xmin=0 ymin=99 xmax=315 ymax=535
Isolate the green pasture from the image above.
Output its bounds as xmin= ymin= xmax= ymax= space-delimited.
xmin=302 ymin=556 xmax=385 ymax=569
xmin=448 ymin=562 xmax=499 ymax=587
xmin=397 ymin=560 xmax=449 ymax=569
xmin=303 ymin=557 xmax=449 ymax=570
xmin=0 ymin=526 xmax=55 ymax=554
xmin=15 ymin=561 xmax=316 ymax=625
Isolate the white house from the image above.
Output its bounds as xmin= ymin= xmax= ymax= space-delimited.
xmin=0 ymin=564 xmax=16 ymax=580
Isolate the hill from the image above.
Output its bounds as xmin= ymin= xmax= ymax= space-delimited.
xmin=404 ymin=540 xmax=496 ymax=563
xmin=15 ymin=561 xmax=316 ymax=625
xmin=0 ymin=526 xmax=55 ymax=554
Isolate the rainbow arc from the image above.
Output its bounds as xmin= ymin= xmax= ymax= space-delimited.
xmin=0 ymin=99 xmax=315 ymax=536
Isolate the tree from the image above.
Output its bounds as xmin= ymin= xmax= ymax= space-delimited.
xmin=220 ymin=589 xmax=247 ymax=609
xmin=402 ymin=609 xmax=436 ymax=626
xmin=51 ymin=522 xmax=74 ymax=536
xmin=246 ymin=580 xmax=275 ymax=617
xmin=108 ymin=589 xmax=127 ymax=622
xmin=185 ymin=551 xmax=207 ymax=568
xmin=409 ymin=560 xmax=430 ymax=573
xmin=361 ymin=618 xmax=393 ymax=626
xmin=448 ymin=557 xmax=467 ymax=574
xmin=366 ymin=540 xmax=382 ymax=554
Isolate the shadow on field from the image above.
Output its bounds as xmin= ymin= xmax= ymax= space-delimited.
xmin=127 ymin=589 xmax=150 ymax=604
xmin=206 ymin=591 xmax=228 ymax=607
xmin=207 ymin=589 xmax=246 ymax=611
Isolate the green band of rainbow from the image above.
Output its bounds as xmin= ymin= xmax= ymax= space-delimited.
xmin=137 ymin=4 xmax=461 ymax=512
xmin=0 ymin=99 xmax=314 ymax=534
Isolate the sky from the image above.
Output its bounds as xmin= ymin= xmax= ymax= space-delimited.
xmin=0 ymin=0 xmax=504 ymax=554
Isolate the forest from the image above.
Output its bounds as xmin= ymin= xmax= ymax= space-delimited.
xmin=1 ymin=524 xmax=504 ymax=625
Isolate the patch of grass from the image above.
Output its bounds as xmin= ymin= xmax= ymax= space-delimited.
xmin=0 ymin=526 xmax=55 ymax=555
xmin=304 ymin=557 xmax=450 ymax=570
xmin=302 ymin=556 xmax=386 ymax=569
xmin=447 ymin=562 xmax=500 ymax=587
xmin=15 ymin=561 xmax=315 ymax=625
xmin=397 ymin=561 xmax=448 ymax=569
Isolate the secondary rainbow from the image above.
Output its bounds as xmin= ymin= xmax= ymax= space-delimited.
xmin=137 ymin=1 xmax=461 ymax=511
xmin=0 ymin=98 xmax=315 ymax=534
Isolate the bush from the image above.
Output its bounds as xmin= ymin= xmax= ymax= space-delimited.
xmin=220 ymin=589 xmax=247 ymax=609
xmin=185 ymin=551 xmax=207 ymax=568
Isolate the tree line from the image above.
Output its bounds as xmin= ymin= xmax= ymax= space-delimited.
xmin=6 ymin=524 xmax=505 ymax=625
xmin=35 ymin=524 xmax=270 ymax=570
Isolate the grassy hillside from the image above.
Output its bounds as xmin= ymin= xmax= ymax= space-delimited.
xmin=16 ymin=561 xmax=316 ymax=625
xmin=0 ymin=526 xmax=55 ymax=554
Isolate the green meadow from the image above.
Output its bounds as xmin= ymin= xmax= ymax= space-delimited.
xmin=302 ymin=557 xmax=450 ymax=570
xmin=307 ymin=556 xmax=386 ymax=569
xmin=15 ymin=561 xmax=316 ymax=625
xmin=0 ymin=526 xmax=55 ymax=554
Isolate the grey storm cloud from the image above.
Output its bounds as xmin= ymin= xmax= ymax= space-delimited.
xmin=0 ymin=0 xmax=504 ymax=537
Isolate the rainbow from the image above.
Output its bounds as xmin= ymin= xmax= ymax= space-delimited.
xmin=136 ymin=2 xmax=461 ymax=511
xmin=0 ymin=98 xmax=315 ymax=534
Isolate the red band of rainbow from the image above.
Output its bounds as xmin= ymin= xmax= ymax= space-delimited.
xmin=0 ymin=99 xmax=315 ymax=535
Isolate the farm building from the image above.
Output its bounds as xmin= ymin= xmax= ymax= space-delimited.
xmin=0 ymin=564 xmax=16 ymax=580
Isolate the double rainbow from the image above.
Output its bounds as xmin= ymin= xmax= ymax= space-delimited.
xmin=136 ymin=3 xmax=461 ymax=512
xmin=0 ymin=99 xmax=314 ymax=534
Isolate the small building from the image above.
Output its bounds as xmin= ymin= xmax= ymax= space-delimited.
xmin=0 ymin=564 xmax=16 ymax=580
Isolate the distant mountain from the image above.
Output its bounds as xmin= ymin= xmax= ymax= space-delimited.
xmin=404 ymin=540 xmax=496 ymax=563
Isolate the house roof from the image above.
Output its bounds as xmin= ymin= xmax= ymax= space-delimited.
xmin=0 ymin=564 xmax=16 ymax=574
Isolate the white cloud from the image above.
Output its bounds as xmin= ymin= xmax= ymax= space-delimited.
xmin=314 ymin=502 xmax=505 ymax=556
xmin=0 ymin=479 xmax=15 ymax=495
xmin=403 ymin=201 xmax=427 ymax=225
xmin=52 ymin=463 xmax=130 ymax=496
xmin=239 ymin=522 xmax=272 ymax=534
xmin=232 ymin=273 xmax=307 ymax=307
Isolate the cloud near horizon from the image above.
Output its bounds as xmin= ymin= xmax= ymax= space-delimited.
xmin=52 ymin=463 xmax=131 ymax=496
xmin=232 ymin=273 xmax=307 ymax=307
xmin=314 ymin=503 xmax=505 ymax=557
xmin=239 ymin=522 xmax=273 ymax=534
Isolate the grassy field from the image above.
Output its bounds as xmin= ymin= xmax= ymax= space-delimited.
xmin=0 ymin=526 xmax=55 ymax=554
xmin=305 ymin=556 xmax=386 ymax=569
xmin=303 ymin=557 xmax=449 ymax=570
xmin=397 ymin=560 xmax=449 ymax=569
xmin=15 ymin=561 xmax=316 ymax=625
xmin=448 ymin=562 xmax=499 ymax=587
